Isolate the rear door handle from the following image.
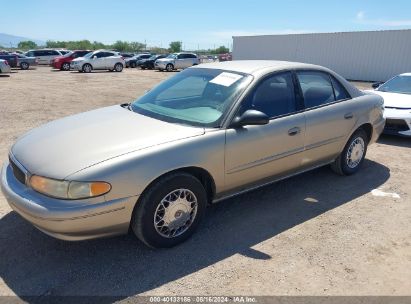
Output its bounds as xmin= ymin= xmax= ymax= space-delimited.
xmin=344 ymin=113 xmax=354 ymax=119
xmin=288 ymin=127 xmax=301 ymax=136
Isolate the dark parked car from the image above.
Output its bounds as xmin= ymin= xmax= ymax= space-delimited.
xmin=120 ymin=53 xmax=135 ymax=59
xmin=139 ymin=54 xmax=169 ymax=69
xmin=13 ymin=53 xmax=38 ymax=70
xmin=0 ymin=54 xmax=18 ymax=68
xmin=126 ymin=54 xmax=152 ymax=68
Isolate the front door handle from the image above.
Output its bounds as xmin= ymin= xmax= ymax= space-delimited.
xmin=288 ymin=127 xmax=301 ymax=136
xmin=344 ymin=113 xmax=354 ymax=119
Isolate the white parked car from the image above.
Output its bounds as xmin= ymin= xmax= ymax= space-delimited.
xmin=25 ymin=49 xmax=62 ymax=65
xmin=155 ymin=53 xmax=199 ymax=71
xmin=70 ymin=50 xmax=125 ymax=73
xmin=368 ymin=73 xmax=411 ymax=137
xmin=0 ymin=59 xmax=11 ymax=74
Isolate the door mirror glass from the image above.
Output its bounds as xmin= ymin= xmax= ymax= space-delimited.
xmin=231 ymin=110 xmax=269 ymax=128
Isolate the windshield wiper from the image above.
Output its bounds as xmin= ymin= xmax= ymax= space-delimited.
xmin=120 ymin=103 xmax=133 ymax=111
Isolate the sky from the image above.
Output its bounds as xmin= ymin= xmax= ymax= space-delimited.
xmin=1 ymin=0 xmax=411 ymax=50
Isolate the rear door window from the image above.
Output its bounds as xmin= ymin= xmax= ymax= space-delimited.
xmin=34 ymin=50 xmax=46 ymax=56
xmin=296 ymin=71 xmax=335 ymax=108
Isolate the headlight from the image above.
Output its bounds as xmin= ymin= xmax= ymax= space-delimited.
xmin=30 ymin=175 xmax=111 ymax=200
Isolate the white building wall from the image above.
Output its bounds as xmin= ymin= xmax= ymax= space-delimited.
xmin=233 ymin=30 xmax=411 ymax=81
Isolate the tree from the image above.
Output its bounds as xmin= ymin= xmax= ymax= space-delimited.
xmin=169 ymin=41 xmax=182 ymax=53
xmin=18 ymin=40 xmax=37 ymax=50
xmin=111 ymin=40 xmax=130 ymax=52
xmin=129 ymin=41 xmax=145 ymax=52
xmin=215 ymin=45 xmax=229 ymax=54
xmin=91 ymin=41 xmax=106 ymax=50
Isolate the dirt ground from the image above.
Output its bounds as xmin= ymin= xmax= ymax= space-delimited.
xmin=0 ymin=67 xmax=410 ymax=299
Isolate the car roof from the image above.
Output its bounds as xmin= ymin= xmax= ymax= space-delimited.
xmin=196 ymin=60 xmax=326 ymax=76
xmin=399 ymin=73 xmax=411 ymax=76
xmin=196 ymin=60 xmax=362 ymax=98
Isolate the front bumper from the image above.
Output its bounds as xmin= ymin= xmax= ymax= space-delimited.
xmin=383 ymin=108 xmax=411 ymax=137
xmin=154 ymin=62 xmax=169 ymax=70
xmin=70 ymin=62 xmax=83 ymax=71
xmin=51 ymin=61 xmax=62 ymax=69
xmin=1 ymin=160 xmax=137 ymax=241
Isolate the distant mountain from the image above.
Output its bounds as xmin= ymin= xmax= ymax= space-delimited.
xmin=0 ymin=33 xmax=45 ymax=48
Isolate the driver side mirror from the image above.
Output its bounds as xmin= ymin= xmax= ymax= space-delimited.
xmin=230 ymin=110 xmax=269 ymax=128
xmin=92 ymin=55 xmax=97 ymax=59
xmin=372 ymin=81 xmax=383 ymax=89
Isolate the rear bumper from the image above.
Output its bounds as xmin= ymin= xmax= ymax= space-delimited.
xmin=1 ymin=161 xmax=137 ymax=241
xmin=0 ymin=65 xmax=11 ymax=73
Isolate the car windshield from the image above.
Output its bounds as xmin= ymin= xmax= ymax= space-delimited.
xmin=84 ymin=52 xmax=94 ymax=58
xmin=378 ymin=75 xmax=411 ymax=95
xmin=63 ymin=51 xmax=73 ymax=58
xmin=131 ymin=68 xmax=252 ymax=127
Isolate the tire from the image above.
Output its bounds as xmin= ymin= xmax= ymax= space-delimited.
xmin=331 ymin=129 xmax=368 ymax=176
xmin=114 ymin=63 xmax=123 ymax=72
xmin=166 ymin=63 xmax=174 ymax=72
xmin=82 ymin=63 xmax=92 ymax=73
xmin=141 ymin=66 xmax=146 ymax=70
xmin=20 ymin=62 xmax=29 ymax=70
xmin=61 ymin=62 xmax=70 ymax=71
xmin=131 ymin=172 xmax=207 ymax=248
xmin=130 ymin=62 xmax=136 ymax=68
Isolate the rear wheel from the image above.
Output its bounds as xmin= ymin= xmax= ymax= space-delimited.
xmin=61 ymin=62 xmax=70 ymax=71
xmin=20 ymin=62 xmax=29 ymax=70
xmin=166 ymin=63 xmax=174 ymax=72
xmin=131 ymin=172 xmax=207 ymax=248
xmin=331 ymin=129 xmax=368 ymax=175
xmin=82 ymin=63 xmax=92 ymax=73
xmin=130 ymin=62 xmax=136 ymax=68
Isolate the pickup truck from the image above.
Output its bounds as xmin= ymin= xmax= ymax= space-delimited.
xmin=0 ymin=54 xmax=18 ymax=68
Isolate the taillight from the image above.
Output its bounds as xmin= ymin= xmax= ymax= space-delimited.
xmin=4 ymin=60 xmax=9 ymax=66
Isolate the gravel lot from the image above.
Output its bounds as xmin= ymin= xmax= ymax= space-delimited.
xmin=0 ymin=67 xmax=410 ymax=299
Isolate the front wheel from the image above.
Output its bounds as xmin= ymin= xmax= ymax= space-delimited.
xmin=82 ymin=63 xmax=92 ymax=73
xmin=114 ymin=63 xmax=123 ymax=72
xmin=131 ymin=173 xmax=207 ymax=248
xmin=331 ymin=129 xmax=368 ymax=175
xmin=166 ymin=63 xmax=174 ymax=72
xmin=61 ymin=62 xmax=70 ymax=71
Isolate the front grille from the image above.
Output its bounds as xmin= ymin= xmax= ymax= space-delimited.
xmin=9 ymin=156 xmax=26 ymax=185
xmin=385 ymin=119 xmax=410 ymax=132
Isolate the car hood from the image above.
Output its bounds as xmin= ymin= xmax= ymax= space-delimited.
xmin=11 ymin=105 xmax=205 ymax=179
xmin=72 ymin=57 xmax=85 ymax=62
xmin=366 ymin=90 xmax=411 ymax=108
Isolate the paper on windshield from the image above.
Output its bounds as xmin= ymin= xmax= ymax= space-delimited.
xmin=210 ymin=72 xmax=243 ymax=87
